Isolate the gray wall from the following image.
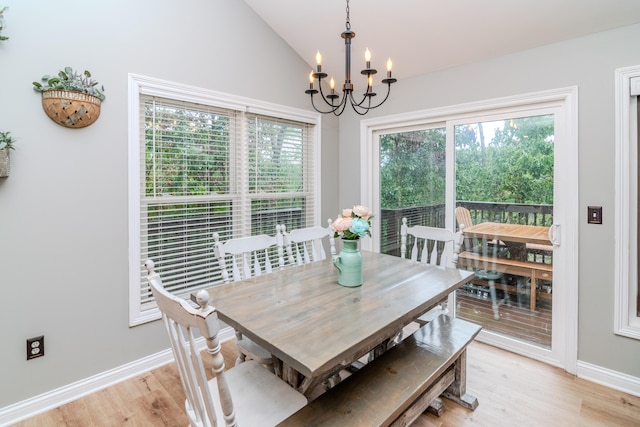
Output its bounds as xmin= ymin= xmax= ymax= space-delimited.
xmin=338 ymin=24 xmax=640 ymax=377
xmin=0 ymin=0 xmax=338 ymax=407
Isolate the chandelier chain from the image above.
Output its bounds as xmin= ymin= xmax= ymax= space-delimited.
xmin=345 ymin=0 xmax=351 ymax=30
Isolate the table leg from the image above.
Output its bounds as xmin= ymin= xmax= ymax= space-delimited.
xmin=530 ymin=269 xmax=537 ymax=311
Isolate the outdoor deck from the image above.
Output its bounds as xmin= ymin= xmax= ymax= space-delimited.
xmin=456 ymin=288 xmax=552 ymax=348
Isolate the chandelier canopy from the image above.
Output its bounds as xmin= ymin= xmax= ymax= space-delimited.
xmin=305 ymin=0 xmax=397 ymax=116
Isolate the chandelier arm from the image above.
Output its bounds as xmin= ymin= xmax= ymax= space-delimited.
xmin=350 ymin=82 xmax=393 ymax=111
xmin=333 ymin=99 xmax=349 ymax=116
xmin=310 ymin=93 xmax=343 ymax=115
xmin=317 ymin=80 xmax=346 ymax=111
xmin=350 ymin=93 xmax=376 ymax=115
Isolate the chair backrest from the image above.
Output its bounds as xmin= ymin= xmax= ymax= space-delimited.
xmin=213 ymin=232 xmax=280 ymax=282
xmin=144 ymin=259 xmax=233 ymax=426
xmin=279 ymin=219 xmax=335 ymax=265
xmin=455 ymin=206 xmax=473 ymax=229
xmin=400 ymin=217 xmax=463 ymax=268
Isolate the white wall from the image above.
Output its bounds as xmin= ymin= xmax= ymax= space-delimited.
xmin=338 ymin=24 xmax=640 ymax=379
xmin=0 ymin=0 xmax=338 ymax=408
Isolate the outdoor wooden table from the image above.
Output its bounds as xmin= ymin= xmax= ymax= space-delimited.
xmin=200 ymin=250 xmax=474 ymax=398
xmin=459 ymin=222 xmax=553 ymax=311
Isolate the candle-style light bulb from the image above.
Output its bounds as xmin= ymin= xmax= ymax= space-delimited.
xmin=330 ymin=77 xmax=335 ymax=93
xmin=386 ymin=57 xmax=393 ymax=78
xmin=367 ymin=75 xmax=373 ymax=93
xmin=309 ymin=70 xmax=314 ymax=90
xmin=315 ymin=50 xmax=322 ymax=73
xmin=365 ymin=48 xmax=371 ymax=68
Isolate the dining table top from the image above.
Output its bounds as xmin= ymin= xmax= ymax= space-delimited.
xmin=201 ymin=250 xmax=474 ymax=387
xmin=462 ymin=222 xmax=551 ymax=245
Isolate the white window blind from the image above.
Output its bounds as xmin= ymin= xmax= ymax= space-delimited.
xmin=129 ymin=75 xmax=319 ymax=326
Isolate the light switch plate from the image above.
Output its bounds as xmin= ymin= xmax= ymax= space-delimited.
xmin=587 ymin=206 xmax=602 ymax=224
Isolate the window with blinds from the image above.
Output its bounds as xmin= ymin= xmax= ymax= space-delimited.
xmin=128 ymin=75 xmax=319 ymax=326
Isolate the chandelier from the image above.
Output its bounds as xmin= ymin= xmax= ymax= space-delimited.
xmin=305 ymin=0 xmax=397 ymax=116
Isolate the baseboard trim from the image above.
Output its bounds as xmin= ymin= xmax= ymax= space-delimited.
xmin=0 ymin=327 xmax=235 ymax=427
xmin=577 ymin=360 xmax=640 ymax=397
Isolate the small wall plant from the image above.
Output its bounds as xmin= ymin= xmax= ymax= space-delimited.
xmin=0 ymin=130 xmax=16 ymax=150
xmin=32 ymin=66 xmax=106 ymax=101
xmin=0 ymin=6 xmax=9 ymax=41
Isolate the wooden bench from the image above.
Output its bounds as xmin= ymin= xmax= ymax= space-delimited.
xmin=277 ymin=315 xmax=481 ymax=427
xmin=458 ymin=251 xmax=552 ymax=311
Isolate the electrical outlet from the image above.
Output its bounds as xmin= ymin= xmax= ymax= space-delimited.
xmin=26 ymin=336 xmax=44 ymax=360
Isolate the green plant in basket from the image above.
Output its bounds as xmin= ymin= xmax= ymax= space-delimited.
xmin=0 ymin=130 xmax=16 ymax=150
xmin=0 ymin=6 xmax=9 ymax=41
xmin=32 ymin=66 xmax=106 ymax=101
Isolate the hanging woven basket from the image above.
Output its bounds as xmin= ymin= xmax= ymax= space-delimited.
xmin=41 ymin=90 xmax=102 ymax=128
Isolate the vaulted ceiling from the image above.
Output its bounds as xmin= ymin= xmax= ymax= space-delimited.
xmin=243 ymin=0 xmax=640 ymax=81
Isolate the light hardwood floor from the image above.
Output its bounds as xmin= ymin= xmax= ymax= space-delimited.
xmin=12 ymin=340 xmax=640 ymax=426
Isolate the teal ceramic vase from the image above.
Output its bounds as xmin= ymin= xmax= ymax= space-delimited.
xmin=333 ymin=239 xmax=363 ymax=287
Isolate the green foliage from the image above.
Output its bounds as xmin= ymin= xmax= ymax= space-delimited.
xmin=0 ymin=130 xmax=15 ymax=150
xmin=380 ymin=128 xmax=446 ymax=209
xmin=32 ymin=66 xmax=106 ymax=100
xmin=380 ymin=115 xmax=554 ymax=209
xmin=0 ymin=6 xmax=9 ymax=41
xmin=144 ymin=104 xmax=230 ymax=198
xmin=455 ymin=115 xmax=554 ymax=205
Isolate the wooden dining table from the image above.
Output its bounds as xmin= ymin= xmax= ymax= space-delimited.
xmin=199 ymin=250 xmax=474 ymax=398
xmin=458 ymin=222 xmax=553 ymax=311
xmin=461 ymin=222 xmax=551 ymax=259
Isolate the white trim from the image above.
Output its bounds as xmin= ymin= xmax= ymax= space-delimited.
xmin=129 ymin=74 xmax=320 ymax=125
xmin=577 ymin=360 xmax=640 ymax=398
xmin=614 ymin=65 xmax=640 ymax=340
xmin=0 ymin=328 xmax=235 ymax=426
xmin=360 ymin=86 xmax=579 ymax=374
xmin=128 ymin=74 xmax=147 ymax=326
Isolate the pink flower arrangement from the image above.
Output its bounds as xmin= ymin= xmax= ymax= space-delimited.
xmin=332 ymin=205 xmax=373 ymax=240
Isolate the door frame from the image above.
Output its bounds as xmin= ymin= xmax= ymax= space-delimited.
xmin=359 ymin=87 xmax=578 ymax=374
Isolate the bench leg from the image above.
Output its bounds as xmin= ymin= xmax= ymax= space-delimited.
xmin=441 ymin=349 xmax=479 ymax=411
xmin=390 ymin=369 xmax=455 ymax=426
xmin=425 ymin=397 xmax=446 ymax=417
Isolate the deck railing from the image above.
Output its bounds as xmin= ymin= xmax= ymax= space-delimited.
xmin=380 ymin=201 xmax=553 ymax=257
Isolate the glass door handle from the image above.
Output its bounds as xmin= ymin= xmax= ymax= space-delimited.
xmin=548 ymin=223 xmax=560 ymax=246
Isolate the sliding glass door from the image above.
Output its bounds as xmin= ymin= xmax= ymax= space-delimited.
xmin=368 ymin=88 xmax=578 ymax=371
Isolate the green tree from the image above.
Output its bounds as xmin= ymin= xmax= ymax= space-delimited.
xmin=455 ymin=115 xmax=554 ymax=205
xmin=380 ymin=128 xmax=446 ymax=209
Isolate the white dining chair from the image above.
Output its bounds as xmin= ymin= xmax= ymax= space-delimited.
xmin=213 ymin=232 xmax=281 ymax=369
xmin=400 ymin=217 xmax=464 ymax=324
xmin=144 ymin=260 xmax=307 ymax=427
xmin=279 ymin=219 xmax=335 ymax=266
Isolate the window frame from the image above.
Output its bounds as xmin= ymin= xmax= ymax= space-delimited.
xmin=127 ymin=74 xmax=321 ymax=326
xmin=614 ymin=65 xmax=640 ymax=340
